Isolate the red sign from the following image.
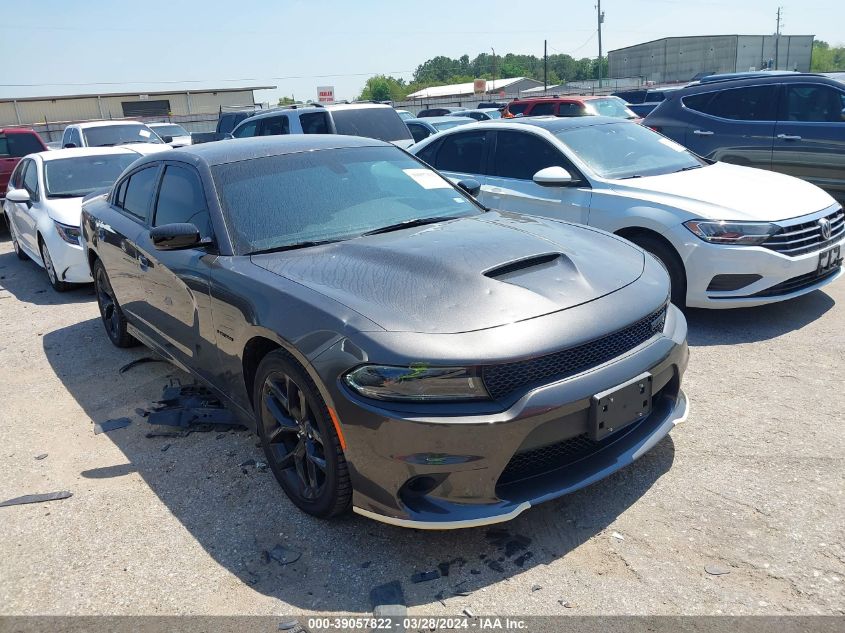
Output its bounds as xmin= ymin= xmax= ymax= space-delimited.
xmin=317 ymin=86 xmax=334 ymax=103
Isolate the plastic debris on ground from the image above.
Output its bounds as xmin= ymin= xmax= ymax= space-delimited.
xmin=94 ymin=417 xmax=132 ymax=435
xmin=0 ymin=491 xmax=72 ymax=508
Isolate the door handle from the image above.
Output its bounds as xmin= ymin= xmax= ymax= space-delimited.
xmin=777 ymin=134 xmax=802 ymax=141
xmin=138 ymin=255 xmax=150 ymax=271
xmin=693 ymin=130 xmax=714 ymax=136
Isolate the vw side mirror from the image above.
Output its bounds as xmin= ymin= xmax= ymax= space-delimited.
xmin=533 ymin=166 xmax=574 ymax=187
xmin=150 ymin=223 xmax=201 ymax=250
xmin=6 ymin=189 xmax=31 ymax=205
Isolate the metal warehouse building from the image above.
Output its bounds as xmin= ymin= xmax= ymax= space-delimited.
xmin=608 ymin=35 xmax=814 ymax=84
xmin=0 ymin=85 xmax=275 ymax=140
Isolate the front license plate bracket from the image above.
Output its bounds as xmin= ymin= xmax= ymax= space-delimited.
xmin=817 ymin=245 xmax=842 ymax=275
xmin=590 ymin=373 xmax=653 ymax=441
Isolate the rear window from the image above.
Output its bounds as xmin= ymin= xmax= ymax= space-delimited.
xmin=4 ymin=132 xmax=45 ymax=157
xmin=507 ymin=103 xmax=529 ymax=115
xmin=331 ymin=108 xmax=413 ymax=142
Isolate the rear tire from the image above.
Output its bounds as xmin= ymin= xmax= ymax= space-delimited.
xmin=253 ymin=350 xmax=351 ymax=519
xmin=9 ymin=220 xmax=28 ymax=261
xmin=92 ymin=259 xmax=137 ymax=348
xmin=40 ymin=239 xmax=71 ymax=292
xmin=628 ymin=234 xmax=687 ymax=309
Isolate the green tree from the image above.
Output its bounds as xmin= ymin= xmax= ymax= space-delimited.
xmin=358 ymin=75 xmax=407 ymax=102
xmin=277 ymin=96 xmax=296 ymax=106
xmin=811 ymin=40 xmax=845 ymax=71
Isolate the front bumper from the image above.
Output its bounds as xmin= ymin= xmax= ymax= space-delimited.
xmin=327 ymin=305 xmax=689 ymax=529
xmin=42 ymin=233 xmax=92 ymax=284
xmin=673 ymin=213 xmax=844 ymax=309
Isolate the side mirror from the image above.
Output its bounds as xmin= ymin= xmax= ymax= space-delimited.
xmin=63 ymin=142 xmax=77 ymax=149
xmin=533 ymin=166 xmax=574 ymax=187
xmin=6 ymin=188 xmax=31 ymax=204
xmin=457 ymin=178 xmax=481 ymax=197
xmin=150 ymin=223 xmax=201 ymax=250
xmin=161 ymin=135 xmax=174 ymax=144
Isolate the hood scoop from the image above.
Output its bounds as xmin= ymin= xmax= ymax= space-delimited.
xmin=484 ymin=253 xmax=565 ymax=280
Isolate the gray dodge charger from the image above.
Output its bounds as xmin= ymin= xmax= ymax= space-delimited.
xmin=80 ymin=135 xmax=689 ymax=529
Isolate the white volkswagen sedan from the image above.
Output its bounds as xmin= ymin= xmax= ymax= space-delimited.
xmin=3 ymin=147 xmax=141 ymax=291
xmin=410 ymin=117 xmax=843 ymax=308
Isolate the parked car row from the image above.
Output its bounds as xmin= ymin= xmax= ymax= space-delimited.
xmin=1 ymin=85 xmax=842 ymax=529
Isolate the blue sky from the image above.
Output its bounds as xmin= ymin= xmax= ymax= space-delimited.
xmin=1 ymin=0 xmax=841 ymax=104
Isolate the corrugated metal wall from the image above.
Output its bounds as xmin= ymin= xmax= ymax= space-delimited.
xmin=0 ymin=89 xmax=256 ymax=127
xmin=609 ymin=35 xmax=814 ymax=83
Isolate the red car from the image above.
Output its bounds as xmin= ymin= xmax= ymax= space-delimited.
xmin=1 ymin=128 xmax=48 ymax=199
xmin=502 ymin=95 xmax=640 ymax=121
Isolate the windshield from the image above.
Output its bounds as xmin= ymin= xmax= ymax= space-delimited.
xmin=431 ymin=119 xmax=472 ymax=131
xmin=555 ymin=122 xmax=704 ymax=179
xmin=213 ymin=146 xmax=480 ymax=254
xmin=44 ymin=154 xmax=138 ymax=197
xmin=482 ymin=110 xmax=502 ymax=119
xmin=150 ymin=124 xmax=188 ymax=138
xmin=584 ymin=97 xmax=638 ymax=119
xmin=331 ymin=108 xmax=413 ymax=142
xmin=82 ymin=124 xmax=163 ymax=147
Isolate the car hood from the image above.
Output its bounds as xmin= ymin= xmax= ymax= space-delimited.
xmin=609 ymin=162 xmax=837 ymax=221
xmin=117 ymin=143 xmax=169 ymax=155
xmin=251 ymin=211 xmax=645 ymax=334
xmin=43 ymin=196 xmax=85 ymax=226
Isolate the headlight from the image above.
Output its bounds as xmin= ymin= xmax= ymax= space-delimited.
xmin=683 ymin=220 xmax=778 ymax=246
xmin=54 ymin=220 xmax=82 ymax=245
xmin=344 ymin=364 xmax=489 ymax=401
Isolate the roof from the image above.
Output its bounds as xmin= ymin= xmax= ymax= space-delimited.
xmin=407 ymin=116 xmax=476 ymax=125
xmin=473 ymin=116 xmax=628 ymax=133
xmin=0 ymin=86 xmax=276 ymax=104
xmin=155 ymin=135 xmax=389 ymax=167
xmin=72 ymin=120 xmax=148 ymax=129
xmin=511 ymin=95 xmax=617 ymax=103
xmin=35 ymin=146 xmax=142 ymax=162
xmin=609 ymin=34 xmax=814 ymax=54
xmin=406 ymin=78 xmax=534 ymax=100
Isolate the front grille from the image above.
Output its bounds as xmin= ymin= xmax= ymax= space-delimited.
xmin=751 ymin=265 xmax=841 ymax=297
xmin=481 ymin=304 xmax=667 ymax=401
xmin=762 ymin=207 xmax=844 ymax=257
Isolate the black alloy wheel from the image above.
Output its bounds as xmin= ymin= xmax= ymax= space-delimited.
xmin=255 ymin=351 xmax=351 ymax=518
xmin=93 ymin=259 xmax=136 ymax=348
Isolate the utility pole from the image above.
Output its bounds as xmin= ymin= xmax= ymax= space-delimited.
xmin=544 ymin=39 xmax=548 ymax=92
xmin=775 ymin=6 xmax=783 ymax=69
xmin=597 ymin=1 xmax=605 ymax=89
xmin=491 ymin=47 xmax=497 ymax=85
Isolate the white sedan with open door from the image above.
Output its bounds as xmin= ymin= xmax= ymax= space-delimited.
xmin=3 ymin=147 xmax=141 ymax=291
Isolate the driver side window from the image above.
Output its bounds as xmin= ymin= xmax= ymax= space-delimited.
xmin=153 ymin=165 xmax=212 ymax=239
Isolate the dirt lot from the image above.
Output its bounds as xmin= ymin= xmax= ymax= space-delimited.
xmin=0 ymin=227 xmax=843 ymax=618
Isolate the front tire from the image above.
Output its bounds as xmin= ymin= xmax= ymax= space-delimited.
xmin=629 ymin=234 xmax=687 ymax=309
xmin=253 ymin=350 xmax=351 ymax=519
xmin=92 ymin=259 xmax=137 ymax=348
xmin=40 ymin=239 xmax=71 ymax=292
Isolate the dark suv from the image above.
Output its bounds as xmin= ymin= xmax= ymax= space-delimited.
xmin=644 ymin=73 xmax=845 ymax=201
xmin=231 ymin=103 xmax=413 ymax=148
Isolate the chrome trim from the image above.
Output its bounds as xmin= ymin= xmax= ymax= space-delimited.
xmin=353 ymin=501 xmax=532 ymax=530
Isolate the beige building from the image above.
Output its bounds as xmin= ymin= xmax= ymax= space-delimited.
xmin=0 ymin=86 xmax=275 ymax=140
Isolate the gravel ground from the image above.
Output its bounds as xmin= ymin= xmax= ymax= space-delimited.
xmin=0 ymin=228 xmax=843 ymax=618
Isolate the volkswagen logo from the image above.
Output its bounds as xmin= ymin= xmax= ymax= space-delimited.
xmin=819 ymin=218 xmax=832 ymax=241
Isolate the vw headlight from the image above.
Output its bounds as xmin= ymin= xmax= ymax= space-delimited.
xmin=683 ymin=220 xmax=778 ymax=246
xmin=54 ymin=220 xmax=82 ymax=245
xmin=344 ymin=364 xmax=489 ymax=401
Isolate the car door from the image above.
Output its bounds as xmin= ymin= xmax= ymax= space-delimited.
xmin=421 ymin=129 xmax=491 ymax=201
xmin=98 ymin=164 xmax=161 ymax=331
xmin=258 ymin=115 xmax=290 ymax=137
xmin=484 ymin=130 xmax=592 ymax=223
xmin=132 ymin=162 xmax=217 ymax=374
xmin=15 ymin=159 xmax=42 ymax=254
xmin=772 ymin=82 xmax=845 ymax=197
xmin=0 ymin=133 xmax=17 ymax=193
xmin=681 ymin=84 xmax=778 ymax=170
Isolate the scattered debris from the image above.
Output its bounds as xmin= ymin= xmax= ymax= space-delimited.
xmin=705 ymin=564 xmax=731 ymax=576
xmin=216 ymin=433 xmax=227 ymax=440
xmin=240 ymin=459 xmax=257 ymax=468
xmin=435 ymin=590 xmax=447 ymax=607
xmin=255 ymin=460 xmax=269 ymax=472
xmin=531 ymin=584 xmax=542 ymax=592
xmin=135 ymin=408 xmax=150 ymax=418
xmin=370 ymin=580 xmax=407 ymax=619
xmin=561 ymin=601 xmax=576 ymax=609
xmin=145 ymin=431 xmax=181 ymax=439
xmin=438 ymin=561 xmax=451 ymax=577
xmin=454 ymin=589 xmax=473 ymax=597
xmin=34 ymin=454 xmax=48 ymax=460
xmin=361 ymin=561 xmax=371 ymax=569
xmin=504 ymin=535 xmax=531 ymax=557
xmin=0 ymin=491 xmax=72 ymax=508
xmin=485 ymin=527 xmax=511 ymax=547
xmin=277 ymin=620 xmax=300 ymax=631
xmin=119 ymin=356 xmax=164 ymax=374
xmin=470 ymin=569 xmax=481 ymax=575
xmin=513 ymin=552 xmax=533 ymax=567
xmin=161 ymin=444 xmax=171 ymax=453
xmin=486 ymin=560 xmax=504 ymax=573
xmin=145 ymin=383 xmax=244 ymax=431
xmin=411 ymin=570 xmax=440 ymax=583
xmin=94 ymin=417 xmax=132 ymax=435
xmin=266 ymin=544 xmax=301 ymax=565
xmin=611 ymin=531 xmax=625 ymax=541
xmin=462 ymin=608 xmax=475 ymax=618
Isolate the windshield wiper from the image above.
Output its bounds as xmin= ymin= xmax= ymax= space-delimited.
xmin=361 ymin=216 xmax=453 ymax=237
xmin=249 ymin=239 xmax=341 ymax=255
xmin=674 ymin=164 xmax=703 ymax=173
xmin=48 ymin=193 xmax=84 ymax=198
